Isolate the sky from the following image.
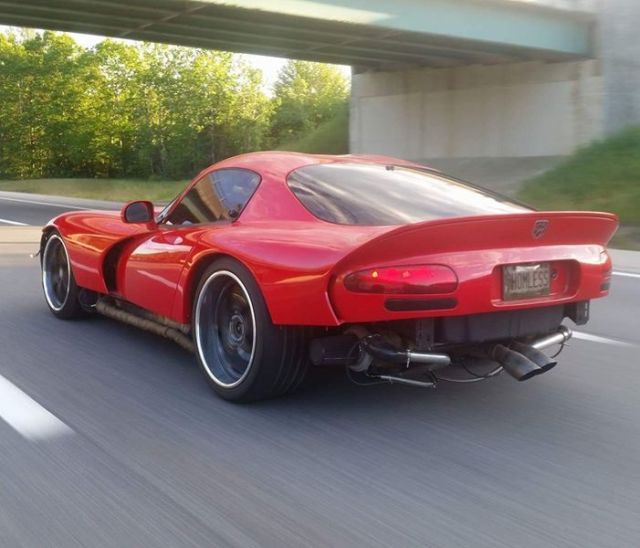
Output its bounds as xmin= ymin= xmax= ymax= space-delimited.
xmin=0 ymin=25 xmax=350 ymax=93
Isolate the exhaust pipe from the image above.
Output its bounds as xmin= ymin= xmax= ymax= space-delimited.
xmin=309 ymin=334 xmax=450 ymax=375
xmin=96 ymin=298 xmax=194 ymax=353
xmin=490 ymin=325 xmax=571 ymax=381
xmin=510 ymin=341 xmax=557 ymax=373
xmin=360 ymin=337 xmax=451 ymax=369
xmin=531 ymin=325 xmax=572 ymax=350
xmin=311 ymin=326 xmax=571 ymax=384
xmin=490 ymin=344 xmax=543 ymax=382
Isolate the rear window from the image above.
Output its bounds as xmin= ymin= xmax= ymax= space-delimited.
xmin=287 ymin=163 xmax=530 ymax=226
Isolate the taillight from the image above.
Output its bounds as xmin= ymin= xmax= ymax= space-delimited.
xmin=344 ymin=265 xmax=458 ymax=294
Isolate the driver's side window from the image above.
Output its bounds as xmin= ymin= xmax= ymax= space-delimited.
xmin=164 ymin=168 xmax=260 ymax=225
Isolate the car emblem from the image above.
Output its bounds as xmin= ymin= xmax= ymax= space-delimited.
xmin=532 ymin=219 xmax=549 ymax=239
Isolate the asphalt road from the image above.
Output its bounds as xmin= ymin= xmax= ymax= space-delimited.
xmin=1 ymin=197 xmax=640 ymax=547
xmin=0 ymin=191 xmax=120 ymax=226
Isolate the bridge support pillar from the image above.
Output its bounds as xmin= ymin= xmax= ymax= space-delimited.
xmin=350 ymin=59 xmax=603 ymax=163
xmin=351 ymin=0 xmax=640 ymax=186
xmin=599 ymin=0 xmax=640 ymax=134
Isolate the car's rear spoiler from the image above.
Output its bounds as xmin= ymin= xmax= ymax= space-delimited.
xmin=333 ymin=212 xmax=619 ymax=271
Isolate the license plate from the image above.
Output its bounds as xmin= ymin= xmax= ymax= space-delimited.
xmin=503 ymin=263 xmax=551 ymax=300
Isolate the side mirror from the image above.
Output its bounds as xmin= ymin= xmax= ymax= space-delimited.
xmin=121 ymin=201 xmax=155 ymax=224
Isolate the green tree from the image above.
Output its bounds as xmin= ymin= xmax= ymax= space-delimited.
xmin=0 ymin=30 xmax=348 ymax=180
xmin=0 ymin=32 xmax=25 ymax=177
xmin=270 ymin=60 xmax=349 ymax=146
xmin=0 ymin=31 xmax=107 ymax=177
xmin=90 ymin=40 xmax=145 ymax=177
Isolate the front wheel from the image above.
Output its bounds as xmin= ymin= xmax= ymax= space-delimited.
xmin=41 ymin=232 xmax=83 ymax=319
xmin=193 ymin=258 xmax=309 ymax=402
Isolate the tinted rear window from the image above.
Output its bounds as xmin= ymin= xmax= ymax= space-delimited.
xmin=287 ymin=163 xmax=529 ymax=226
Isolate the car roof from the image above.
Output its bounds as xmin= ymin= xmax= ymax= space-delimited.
xmin=203 ymin=151 xmax=433 ymax=180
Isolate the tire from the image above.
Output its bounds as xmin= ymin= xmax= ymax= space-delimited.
xmin=41 ymin=231 xmax=83 ymax=319
xmin=192 ymin=258 xmax=309 ymax=402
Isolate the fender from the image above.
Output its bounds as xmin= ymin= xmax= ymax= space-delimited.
xmin=47 ymin=211 xmax=150 ymax=294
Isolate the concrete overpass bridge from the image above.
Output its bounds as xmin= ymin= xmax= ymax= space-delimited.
xmin=1 ymin=0 xmax=638 ymax=183
xmin=0 ymin=0 xmax=594 ymax=67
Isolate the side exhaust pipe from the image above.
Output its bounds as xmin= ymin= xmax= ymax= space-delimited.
xmin=490 ymin=345 xmax=543 ymax=382
xmin=96 ymin=298 xmax=194 ymax=353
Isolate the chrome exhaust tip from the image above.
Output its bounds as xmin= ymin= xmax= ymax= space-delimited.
xmin=510 ymin=341 xmax=557 ymax=373
xmin=490 ymin=344 xmax=544 ymax=382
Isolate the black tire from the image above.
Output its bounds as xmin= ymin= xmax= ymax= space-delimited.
xmin=192 ymin=258 xmax=309 ymax=402
xmin=41 ymin=231 xmax=83 ymax=319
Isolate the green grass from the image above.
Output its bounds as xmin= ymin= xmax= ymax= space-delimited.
xmin=277 ymin=109 xmax=349 ymax=155
xmin=0 ymin=178 xmax=186 ymax=202
xmin=518 ymin=126 xmax=640 ymax=225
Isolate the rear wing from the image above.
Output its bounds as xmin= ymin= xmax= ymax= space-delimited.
xmin=333 ymin=212 xmax=618 ymax=272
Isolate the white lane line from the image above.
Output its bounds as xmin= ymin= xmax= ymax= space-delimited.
xmin=613 ymin=271 xmax=640 ymax=279
xmin=0 ymin=218 xmax=28 ymax=226
xmin=0 ymin=375 xmax=73 ymax=441
xmin=573 ymin=331 xmax=636 ymax=348
xmin=0 ymin=195 xmax=88 ymax=210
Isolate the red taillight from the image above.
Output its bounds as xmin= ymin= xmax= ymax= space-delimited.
xmin=344 ymin=265 xmax=458 ymax=294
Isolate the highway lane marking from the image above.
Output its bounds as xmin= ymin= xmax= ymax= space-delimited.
xmin=0 ymin=218 xmax=28 ymax=226
xmin=0 ymin=374 xmax=73 ymax=441
xmin=573 ymin=331 xmax=636 ymax=348
xmin=613 ymin=271 xmax=640 ymax=279
xmin=0 ymin=195 xmax=90 ymax=210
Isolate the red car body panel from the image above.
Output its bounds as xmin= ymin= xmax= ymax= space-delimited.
xmin=330 ymin=212 xmax=615 ymax=323
xmin=51 ymin=210 xmax=146 ymax=294
xmin=45 ymin=152 xmax=618 ymax=328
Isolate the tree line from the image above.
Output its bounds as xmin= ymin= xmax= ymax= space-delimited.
xmin=0 ymin=31 xmax=349 ymax=180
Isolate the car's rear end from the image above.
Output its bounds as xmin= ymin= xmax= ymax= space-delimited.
xmin=287 ymin=160 xmax=618 ymax=386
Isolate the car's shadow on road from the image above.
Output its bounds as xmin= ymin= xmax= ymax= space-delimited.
xmin=16 ymin=307 xmax=608 ymax=451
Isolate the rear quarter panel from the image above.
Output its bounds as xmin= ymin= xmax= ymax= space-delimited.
xmin=172 ymin=221 xmax=386 ymax=326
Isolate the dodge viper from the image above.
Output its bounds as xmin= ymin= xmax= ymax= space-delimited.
xmin=40 ymin=152 xmax=618 ymax=401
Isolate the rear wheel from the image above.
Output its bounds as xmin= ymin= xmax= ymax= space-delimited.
xmin=41 ymin=232 xmax=83 ymax=319
xmin=193 ymin=258 xmax=309 ymax=402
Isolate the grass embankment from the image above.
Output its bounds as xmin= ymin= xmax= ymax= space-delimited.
xmin=519 ymin=126 xmax=640 ymax=249
xmin=0 ymin=178 xmax=186 ymax=203
xmin=277 ymin=109 xmax=349 ymax=155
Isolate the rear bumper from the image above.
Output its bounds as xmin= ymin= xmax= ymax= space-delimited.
xmin=329 ymin=245 xmax=611 ymax=324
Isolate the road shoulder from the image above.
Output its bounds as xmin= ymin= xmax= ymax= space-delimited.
xmin=0 ymin=190 xmax=123 ymax=210
xmin=0 ymin=227 xmax=41 ymax=256
xmin=610 ymin=248 xmax=640 ymax=274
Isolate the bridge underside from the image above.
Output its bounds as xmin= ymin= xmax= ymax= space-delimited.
xmin=0 ymin=0 xmax=593 ymax=68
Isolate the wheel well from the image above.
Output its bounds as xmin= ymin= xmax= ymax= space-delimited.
xmin=102 ymin=239 xmax=130 ymax=293
xmin=184 ymin=252 xmax=238 ymax=322
xmin=40 ymin=227 xmax=57 ymax=264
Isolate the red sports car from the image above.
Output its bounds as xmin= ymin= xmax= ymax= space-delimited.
xmin=40 ymin=152 xmax=617 ymax=401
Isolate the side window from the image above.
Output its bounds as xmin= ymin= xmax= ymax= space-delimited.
xmin=164 ymin=168 xmax=260 ymax=225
